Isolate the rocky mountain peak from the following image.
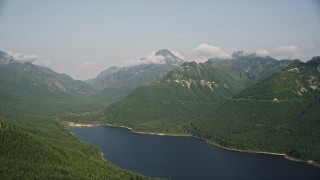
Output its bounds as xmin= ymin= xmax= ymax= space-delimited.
xmin=155 ymin=49 xmax=174 ymax=57
xmin=155 ymin=49 xmax=184 ymax=65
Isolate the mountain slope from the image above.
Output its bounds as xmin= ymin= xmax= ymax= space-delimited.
xmin=89 ymin=49 xmax=184 ymax=102
xmin=0 ymin=52 xmax=97 ymax=114
xmin=103 ymin=54 xmax=289 ymax=133
xmin=213 ymin=51 xmax=291 ymax=86
xmin=0 ymin=51 xmax=153 ymax=179
xmin=0 ymin=118 xmax=151 ymax=179
xmin=189 ymin=57 xmax=320 ymax=164
xmin=0 ymin=51 xmax=95 ymax=96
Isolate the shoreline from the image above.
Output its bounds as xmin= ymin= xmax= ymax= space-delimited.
xmin=67 ymin=122 xmax=319 ymax=168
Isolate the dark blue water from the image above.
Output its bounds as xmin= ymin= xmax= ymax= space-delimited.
xmin=70 ymin=126 xmax=320 ymax=179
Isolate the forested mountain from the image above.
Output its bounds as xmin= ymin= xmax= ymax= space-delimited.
xmin=103 ymin=53 xmax=290 ymax=133
xmin=211 ymin=51 xmax=291 ymax=86
xmin=0 ymin=120 xmax=152 ymax=179
xmin=1 ymin=47 xmax=319 ymax=178
xmin=0 ymin=51 xmax=153 ymax=179
xmin=0 ymin=51 xmax=95 ymax=96
xmin=189 ymin=57 xmax=320 ymax=163
xmin=88 ymin=49 xmax=185 ymax=102
xmin=0 ymin=51 xmax=98 ymax=115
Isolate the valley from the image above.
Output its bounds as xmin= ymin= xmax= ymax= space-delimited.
xmin=1 ymin=49 xmax=319 ymax=179
xmin=1 ymin=1 xmax=319 ymax=179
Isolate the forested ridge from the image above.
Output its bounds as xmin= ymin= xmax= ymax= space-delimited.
xmin=100 ymin=57 xmax=320 ymax=166
xmin=0 ymin=53 xmax=156 ymax=179
xmin=187 ymin=58 xmax=320 ymax=165
xmin=1 ymin=49 xmax=320 ymax=179
xmin=0 ymin=109 xmax=155 ymax=179
xmin=102 ymin=55 xmax=289 ymax=133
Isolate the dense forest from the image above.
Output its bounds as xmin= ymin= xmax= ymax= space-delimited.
xmin=187 ymin=59 xmax=320 ymax=165
xmin=0 ymin=55 xmax=156 ymax=179
xmin=0 ymin=103 xmax=156 ymax=179
xmin=0 ymin=120 xmax=150 ymax=179
xmin=1 ymin=49 xmax=319 ymax=179
xmin=101 ymin=55 xmax=289 ymax=133
xmin=97 ymin=57 xmax=320 ymax=166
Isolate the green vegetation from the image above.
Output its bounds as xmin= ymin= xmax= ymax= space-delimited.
xmin=89 ymin=49 xmax=184 ymax=103
xmin=0 ymin=107 xmax=151 ymax=179
xmin=0 ymin=119 xmax=151 ymax=179
xmin=1 ymin=48 xmax=319 ymax=179
xmin=188 ymin=58 xmax=320 ymax=164
xmin=0 ymin=53 xmax=155 ymax=179
xmin=102 ymin=56 xmax=320 ymax=165
xmin=103 ymin=55 xmax=288 ymax=133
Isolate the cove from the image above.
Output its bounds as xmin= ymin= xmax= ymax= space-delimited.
xmin=70 ymin=125 xmax=320 ymax=179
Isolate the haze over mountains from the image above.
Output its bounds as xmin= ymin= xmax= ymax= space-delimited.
xmin=88 ymin=49 xmax=185 ymax=102
xmin=0 ymin=51 xmax=94 ymax=115
xmin=0 ymin=48 xmax=319 ymax=178
xmin=1 ymin=0 xmax=319 ymax=178
xmin=0 ymin=49 xmax=185 ymax=109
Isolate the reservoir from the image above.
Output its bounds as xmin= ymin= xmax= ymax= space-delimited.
xmin=70 ymin=125 xmax=320 ymax=179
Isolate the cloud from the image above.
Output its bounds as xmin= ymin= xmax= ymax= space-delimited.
xmin=32 ymin=59 xmax=51 ymax=66
xmin=171 ymin=50 xmax=185 ymax=60
xmin=4 ymin=50 xmax=50 ymax=66
xmin=232 ymin=51 xmax=253 ymax=57
xmin=77 ymin=61 xmax=98 ymax=69
xmin=274 ymin=45 xmax=300 ymax=59
xmin=6 ymin=51 xmax=38 ymax=61
xmin=146 ymin=52 xmax=166 ymax=64
xmin=123 ymin=52 xmax=165 ymax=66
xmin=255 ymin=49 xmax=269 ymax=57
xmin=194 ymin=43 xmax=231 ymax=59
xmin=194 ymin=57 xmax=208 ymax=63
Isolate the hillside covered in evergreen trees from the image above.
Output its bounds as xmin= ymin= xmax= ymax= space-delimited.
xmin=101 ymin=56 xmax=320 ymax=166
xmin=0 ymin=51 xmax=155 ymax=179
xmin=1 ymin=48 xmax=319 ymax=179
xmin=189 ymin=57 xmax=320 ymax=164
xmin=102 ymin=54 xmax=289 ymax=133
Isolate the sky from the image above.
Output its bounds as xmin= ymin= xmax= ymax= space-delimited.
xmin=0 ymin=0 xmax=319 ymax=80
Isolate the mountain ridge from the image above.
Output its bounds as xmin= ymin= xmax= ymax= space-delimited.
xmin=88 ymin=49 xmax=185 ymax=102
xmin=0 ymin=50 xmax=152 ymax=179
xmin=1 ymin=48 xmax=320 ymax=179
xmin=188 ymin=58 xmax=320 ymax=164
xmin=102 ymin=54 xmax=291 ymax=133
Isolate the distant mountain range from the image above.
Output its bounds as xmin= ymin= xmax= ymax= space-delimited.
xmin=0 ymin=49 xmax=185 ymax=111
xmin=0 ymin=51 xmax=96 ymax=115
xmin=88 ymin=49 xmax=185 ymax=102
xmin=103 ymin=53 xmax=290 ymax=132
xmin=0 ymin=48 xmax=319 ymax=178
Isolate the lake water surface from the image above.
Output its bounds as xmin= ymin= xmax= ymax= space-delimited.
xmin=70 ymin=125 xmax=320 ymax=179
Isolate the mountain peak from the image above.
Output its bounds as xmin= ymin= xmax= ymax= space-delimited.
xmin=0 ymin=50 xmax=10 ymax=64
xmin=155 ymin=49 xmax=184 ymax=65
xmin=231 ymin=51 xmax=274 ymax=60
xmin=155 ymin=49 xmax=174 ymax=57
xmin=307 ymin=56 xmax=320 ymax=66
